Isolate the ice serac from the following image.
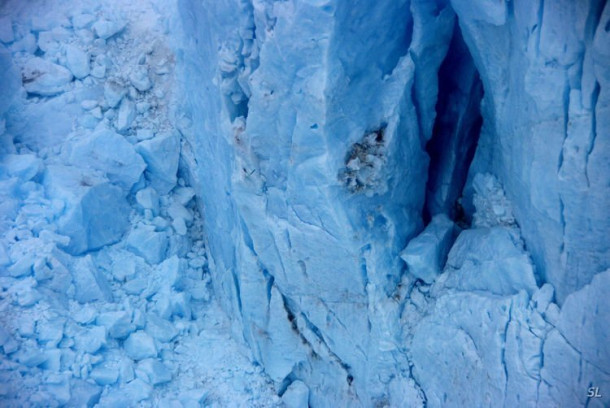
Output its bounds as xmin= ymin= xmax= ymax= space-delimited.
xmin=178 ymin=0 xmax=456 ymax=404
xmin=451 ymin=0 xmax=610 ymax=303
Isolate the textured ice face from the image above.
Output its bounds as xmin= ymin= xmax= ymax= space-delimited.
xmin=0 ymin=0 xmax=608 ymax=406
xmin=177 ymin=0 xmax=610 ymax=405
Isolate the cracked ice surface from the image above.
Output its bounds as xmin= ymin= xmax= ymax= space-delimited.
xmin=0 ymin=0 xmax=609 ymax=406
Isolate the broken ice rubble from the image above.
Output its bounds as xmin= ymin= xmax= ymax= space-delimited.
xmin=0 ymin=1 xmax=280 ymax=407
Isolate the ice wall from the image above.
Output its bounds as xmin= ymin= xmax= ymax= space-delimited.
xmin=177 ymin=0 xmax=457 ymax=404
xmin=175 ymin=0 xmax=610 ymax=406
xmin=452 ymin=0 xmax=610 ymax=303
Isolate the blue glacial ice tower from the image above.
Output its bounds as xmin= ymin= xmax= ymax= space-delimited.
xmin=176 ymin=0 xmax=610 ymax=405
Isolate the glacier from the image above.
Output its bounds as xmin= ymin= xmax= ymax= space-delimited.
xmin=0 ymin=0 xmax=609 ymax=406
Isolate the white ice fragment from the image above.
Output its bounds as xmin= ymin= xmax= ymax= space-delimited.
xmin=91 ymin=107 xmax=103 ymax=119
xmin=282 ymin=380 xmax=310 ymax=408
xmin=8 ymin=257 xmax=33 ymax=277
xmin=144 ymin=314 xmax=178 ymax=343
xmin=74 ymin=326 xmax=107 ymax=354
xmin=124 ymin=331 xmax=157 ymax=361
xmin=91 ymin=64 xmax=106 ymax=79
xmin=92 ymin=19 xmax=126 ymax=40
xmin=442 ymin=227 xmax=538 ymax=296
xmin=168 ymin=202 xmax=192 ymax=223
xmin=472 ymin=173 xmax=515 ymax=228
xmin=125 ymin=225 xmax=168 ymax=264
xmin=22 ymin=57 xmax=73 ymax=96
xmin=136 ymin=359 xmax=172 ymax=385
xmin=124 ymin=277 xmax=147 ymax=295
xmin=36 ymin=317 xmax=65 ymax=347
xmin=116 ymin=98 xmax=136 ymax=132
xmin=12 ymin=33 xmax=37 ymax=53
xmin=72 ymin=255 xmax=113 ymax=303
xmin=172 ymin=217 xmax=187 ymax=235
xmin=136 ymin=131 xmax=180 ymax=195
xmin=129 ymin=66 xmax=152 ymax=92
xmin=0 ymin=154 xmax=42 ymax=181
xmin=89 ymin=367 xmax=119 ymax=386
xmin=37 ymin=31 xmax=59 ymax=54
xmin=400 ymin=214 xmax=456 ymax=283
xmin=96 ymin=311 xmax=134 ymax=339
xmin=173 ymin=187 xmax=195 ymax=205
xmin=17 ymin=348 xmax=47 ymax=367
xmin=155 ymin=255 xmax=186 ymax=290
xmin=104 ymin=79 xmax=126 ymax=108
xmin=119 ymin=357 xmax=135 ymax=383
xmin=45 ymin=167 xmax=125 ymax=254
xmin=136 ymin=188 xmax=159 ymax=214
xmin=122 ymin=378 xmax=152 ymax=402
xmin=68 ymin=128 xmax=145 ymax=191
xmin=65 ymin=44 xmax=90 ymax=79
xmin=73 ymin=304 xmax=97 ymax=325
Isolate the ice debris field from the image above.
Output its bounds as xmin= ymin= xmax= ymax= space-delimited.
xmin=0 ymin=0 xmax=609 ymax=407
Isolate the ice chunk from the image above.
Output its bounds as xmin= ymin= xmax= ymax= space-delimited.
xmin=440 ymin=227 xmax=538 ymax=296
xmin=400 ymin=214 xmax=456 ymax=283
xmin=129 ymin=66 xmax=152 ymax=92
xmin=68 ymin=128 xmax=146 ymax=191
xmin=125 ymin=224 xmax=168 ymax=264
xmin=145 ymin=313 xmax=178 ymax=343
xmin=116 ymin=98 xmax=136 ymax=133
xmin=472 ymin=173 xmax=516 ymax=228
xmin=74 ymin=326 xmax=107 ymax=354
xmin=173 ymin=187 xmax=195 ymax=206
xmin=21 ymin=57 xmax=73 ymax=96
xmin=73 ymin=304 xmax=97 ymax=325
xmin=43 ymin=165 xmax=130 ymax=254
xmin=17 ymin=347 xmax=48 ymax=367
xmin=12 ymin=33 xmax=37 ymax=53
xmin=104 ymin=78 xmax=127 ymax=108
xmin=89 ymin=367 xmax=119 ymax=386
xmin=72 ymin=255 xmax=113 ymax=303
xmin=124 ymin=331 xmax=157 ymax=361
xmin=92 ymin=19 xmax=126 ymax=40
xmin=136 ymin=131 xmax=180 ymax=195
xmin=122 ymin=378 xmax=152 ymax=402
xmin=68 ymin=379 xmax=102 ymax=407
xmin=136 ymin=358 xmax=172 ymax=385
xmin=96 ymin=311 xmax=134 ymax=339
xmin=0 ymin=154 xmax=42 ymax=183
xmin=282 ymin=380 xmax=310 ymax=408
xmin=36 ymin=317 xmax=65 ymax=347
xmin=135 ymin=187 xmax=159 ymax=214
xmin=65 ymin=44 xmax=90 ymax=79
